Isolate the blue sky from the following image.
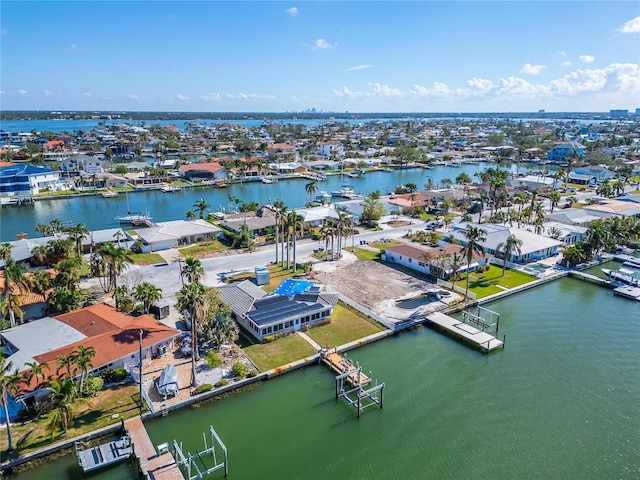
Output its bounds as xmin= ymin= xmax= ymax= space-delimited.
xmin=2 ymin=1 xmax=639 ymax=113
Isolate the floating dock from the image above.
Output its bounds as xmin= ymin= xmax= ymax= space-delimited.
xmin=322 ymin=351 xmax=370 ymax=387
xmin=613 ymin=285 xmax=640 ymax=301
xmin=76 ymin=434 xmax=133 ymax=473
xmin=424 ymin=311 xmax=504 ymax=352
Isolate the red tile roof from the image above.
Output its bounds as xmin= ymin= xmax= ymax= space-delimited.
xmin=179 ymin=162 xmax=224 ymax=173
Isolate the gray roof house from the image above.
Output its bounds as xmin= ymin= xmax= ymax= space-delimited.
xmin=218 ymin=280 xmax=338 ymax=342
xmin=450 ymin=222 xmax=563 ymax=263
xmin=133 ymin=219 xmax=222 ymax=252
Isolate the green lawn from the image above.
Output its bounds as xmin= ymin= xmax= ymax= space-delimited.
xmin=453 ymin=264 xmax=536 ymax=298
xmin=130 ymin=253 xmax=166 ymax=265
xmin=352 ymin=247 xmax=380 ymax=261
xmin=179 ymin=240 xmax=229 ymax=258
xmin=307 ymin=302 xmax=384 ymax=348
xmin=244 ymin=335 xmax=316 ymax=372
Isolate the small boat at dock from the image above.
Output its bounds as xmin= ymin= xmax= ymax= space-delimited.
xmin=76 ymin=434 xmax=133 ymax=473
xmin=602 ymin=267 xmax=640 ymax=287
xmin=161 ymin=184 xmax=181 ymax=192
xmin=622 ymin=258 xmax=640 ymax=269
xmin=101 ymin=189 xmax=118 ymax=198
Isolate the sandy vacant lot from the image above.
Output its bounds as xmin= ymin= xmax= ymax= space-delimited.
xmin=308 ymin=252 xmax=459 ymax=323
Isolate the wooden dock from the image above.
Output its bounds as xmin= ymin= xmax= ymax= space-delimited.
xmin=124 ymin=417 xmax=185 ymax=480
xmin=322 ymin=351 xmax=370 ymax=387
xmin=425 ymin=312 xmax=504 ymax=352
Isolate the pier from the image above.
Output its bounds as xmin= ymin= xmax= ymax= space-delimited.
xmin=424 ymin=311 xmax=504 ymax=353
xmin=124 ymin=417 xmax=185 ymax=480
xmin=613 ymin=285 xmax=640 ymax=300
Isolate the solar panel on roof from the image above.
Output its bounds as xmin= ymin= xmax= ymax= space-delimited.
xmin=248 ymin=302 xmax=324 ymax=326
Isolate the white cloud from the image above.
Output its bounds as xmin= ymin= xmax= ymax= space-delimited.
xmin=42 ymin=89 xmax=59 ymax=97
xmin=65 ymin=43 xmax=79 ymax=55
xmin=346 ymin=64 xmax=372 ymax=71
xmin=520 ymin=63 xmax=547 ymax=75
xmin=175 ymin=94 xmax=188 ymax=101
xmin=579 ymin=55 xmax=595 ymax=63
xmin=82 ymin=92 xmax=92 ymax=97
xmin=618 ymin=16 xmax=640 ymax=34
xmin=201 ymin=93 xmax=222 ymax=102
xmin=18 ymin=89 xmax=28 ymax=96
xmin=127 ymin=94 xmax=139 ymax=100
xmin=561 ymin=61 xmax=572 ymax=67
xmin=226 ymin=93 xmax=277 ymax=101
xmin=286 ymin=7 xmax=299 ymax=17
xmin=467 ymin=78 xmax=494 ymax=92
xmin=558 ymin=51 xmax=567 ymax=57
xmin=312 ymin=38 xmax=336 ymax=50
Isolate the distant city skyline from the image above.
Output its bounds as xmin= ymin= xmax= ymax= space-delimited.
xmin=1 ymin=2 xmax=639 ymax=113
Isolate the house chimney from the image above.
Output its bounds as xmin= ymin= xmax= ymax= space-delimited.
xmin=16 ymin=233 xmax=28 ymax=240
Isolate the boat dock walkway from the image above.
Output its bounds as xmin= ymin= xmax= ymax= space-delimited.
xmin=124 ymin=417 xmax=185 ymax=480
xmin=613 ymin=285 xmax=640 ymax=300
xmin=321 ymin=351 xmax=370 ymax=387
xmin=569 ymin=271 xmax=613 ymax=286
xmin=424 ymin=311 xmax=504 ymax=353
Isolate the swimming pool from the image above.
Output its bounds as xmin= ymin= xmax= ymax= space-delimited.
xmin=272 ymin=279 xmax=314 ymax=296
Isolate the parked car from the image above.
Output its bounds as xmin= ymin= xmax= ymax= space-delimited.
xmin=425 ymin=221 xmax=444 ymax=230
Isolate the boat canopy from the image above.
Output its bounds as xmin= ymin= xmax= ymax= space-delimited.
xmin=156 ymin=364 xmax=179 ymax=398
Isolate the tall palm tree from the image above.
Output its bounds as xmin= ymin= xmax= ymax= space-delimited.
xmin=63 ymin=222 xmax=89 ymax=258
xmin=134 ymin=282 xmax=162 ymax=315
xmin=91 ymin=242 xmax=133 ymax=294
xmin=461 ymin=226 xmax=487 ymax=299
xmin=35 ymin=223 xmax=53 ymax=238
xmin=0 ymin=243 xmax=12 ymax=266
xmin=285 ymin=211 xmax=304 ymax=270
xmin=2 ymin=261 xmax=32 ymax=327
xmin=181 ymin=257 xmax=205 ymax=284
xmin=496 ymin=234 xmax=523 ymax=276
xmin=335 ymin=211 xmax=351 ymax=256
xmin=176 ymin=282 xmax=210 ymax=387
xmin=193 ymin=197 xmax=210 ymax=220
xmin=0 ymin=355 xmax=17 ymax=451
xmin=73 ymin=345 xmax=96 ymax=396
xmin=56 ymin=354 xmax=76 ymax=380
xmin=305 ymin=179 xmax=318 ymax=204
xmin=47 ymin=378 xmax=79 ymax=438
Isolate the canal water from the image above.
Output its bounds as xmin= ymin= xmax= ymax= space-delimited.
xmin=1 ymin=163 xmax=525 ymax=241
xmin=7 ymin=276 xmax=639 ymax=479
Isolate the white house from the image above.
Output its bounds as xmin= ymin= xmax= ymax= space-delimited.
xmin=132 ymin=219 xmax=223 ymax=252
xmin=317 ymin=142 xmax=344 ymax=159
xmin=0 ymin=164 xmax=69 ymax=199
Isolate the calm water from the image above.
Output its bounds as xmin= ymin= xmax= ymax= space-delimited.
xmin=1 ymin=163 xmax=513 ymax=241
xmin=8 ymin=277 xmax=640 ymax=479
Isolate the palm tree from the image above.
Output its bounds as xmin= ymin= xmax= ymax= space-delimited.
xmin=47 ymin=378 xmax=79 ymax=438
xmin=305 ymin=179 xmax=318 ymax=204
xmin=181 ymin=257 xmax=204 ymax=284
xmin=24 ymin=361 xmax=50 ymax=407
xmin=450 ymin=252 xmax=464 ymax=281
xmin=335 ymin=211 xmax=351 ymax=256
xmin=35 ymin=223 xmax=53 ymax=238
xmin=73 ymin=345 xmax=96 ymax=397
xmin=63 ymin=222 xmax=89 ymax=258
xmin=2 ymin=261 xmax=32 ymax=327
xmin=176 ymin=282 xmax=210 ymax=387
xmin=285 ymin=211 xmax=304 ymax=271
xmin=549 ymin=191 xmax=561 ymax=214
xmin=193 ymin=197 xmax=210 ymax=220
xmin=461 ymin=226 xmax=487 ymax=299
xmin=0 ymin=243 xmax=12 ymax=266
xmin=90 ymin=242 xmax=133 ymax=294
xmin=134 ymin=282 xmax=162 ymax=315
xmin=496 ymin=234 xmax=523 ymax=276
xmin=0 ymin=355 xmax=17 ymax=451
xmin=185 ymin=210 xmax=197 ymax=220
xmin=56 ymin=353 xmax=77 ymax=380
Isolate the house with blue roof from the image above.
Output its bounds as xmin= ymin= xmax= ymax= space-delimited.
xmin=0 ymin=163 xmax=68 ymax=201
xmin=546 ymin=142 xmax=585 ymax=162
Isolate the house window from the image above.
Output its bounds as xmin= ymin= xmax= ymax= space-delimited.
xmin=408 ymin=258 xmax=412 ymax=263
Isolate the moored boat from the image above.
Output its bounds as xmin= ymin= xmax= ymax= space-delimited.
xmin=76 ymin=434 xmax=133 ymax=473
xmin=602 ymin=267 xmax=640 ymax=287
xmin=101 ymin=189 xmax=118 ymax=198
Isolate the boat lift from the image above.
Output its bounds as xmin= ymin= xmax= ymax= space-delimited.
xmin=171 ymin=425 xmax=228 ymax=478
xmin=335 ymin=366 xmax=385 ymax=418
xmin=461 ymin=305 xmax=500 ymax=333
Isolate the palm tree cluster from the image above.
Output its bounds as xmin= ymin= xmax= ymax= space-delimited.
xmin=177 ymin=257 xmax=236 ymax=387
xmin=562 ymin=216 xmax=640 ymax=266
xmin=89 ymin=241 xmax=133 ymax=294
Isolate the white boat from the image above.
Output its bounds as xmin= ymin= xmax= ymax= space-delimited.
xmin=101 ymin=189 xmax=118 ymax=198
xmin=315 ymin=191 xmax=331 ymax=203
xmin=76 ymin=434 xmax=133 ymax=473
xmin=622 ymin=258 xmax=640 ymax=269
xmin=161 ymin=184 xmax=181 ymax=192
xmin=261 ymin=176 xmax=277 ymax=184
xmin=602 ymin=267 xmax=640 ymax=287
xmin=115 ymin=212 xmax=152 ymax=225
xmin=331 ymin=186 xmax=357 ymax=198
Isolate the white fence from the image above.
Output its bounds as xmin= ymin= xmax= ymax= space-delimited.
xmin=436 ymin=279 xmax=477 ymax=300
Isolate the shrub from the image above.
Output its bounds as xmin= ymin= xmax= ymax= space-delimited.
xmin=82 ymin=376 xmax=104 ymax=397
xmin=231 ymin=361 xmax=247 ymax=378
xmin=101 ymin=367 xmax=129 ymax=383
xmin=194 ymin=384 xmax=213 ymax=395
xmin=205 ymin=350 xmax=222 ymax=369
xmin=247 ymin=370 xmax=258 ymax=378
xmin=215 ymin=379 xmax=229 ymax=388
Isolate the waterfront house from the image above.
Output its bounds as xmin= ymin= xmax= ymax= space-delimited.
xmin=267 ymin=143 xmax=296 ymax=162
xmin=449 ymin=222 xmax=563 ymax=263
xmin=0 ymin=303 xmax=179 ymax=418
xmin=541 ymin=221 xmax=588 ymax=245
xmin=178 ymin=161 xmax=226 ymax=181
xmin=546 ymin=142 xmax=585 ymax=162
xmin=317 ymin=142 xmax=344 ymax=159
xmin=545 ymin=208 xmax=604 ymax=227
xmin=382 ymin=242 xmax=489 ymax=279
xmin=218 ymin=280 xmax=338 ymax=342
xmin=567 ymin=166 xmax=614 ymax=186
xmin=132 ymin=219 xmax=222 ymax=252
xmin=0 ymin=163 xmax=68 ymax=200
xmin=582 ymin=199 xmax=640 ymax=219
